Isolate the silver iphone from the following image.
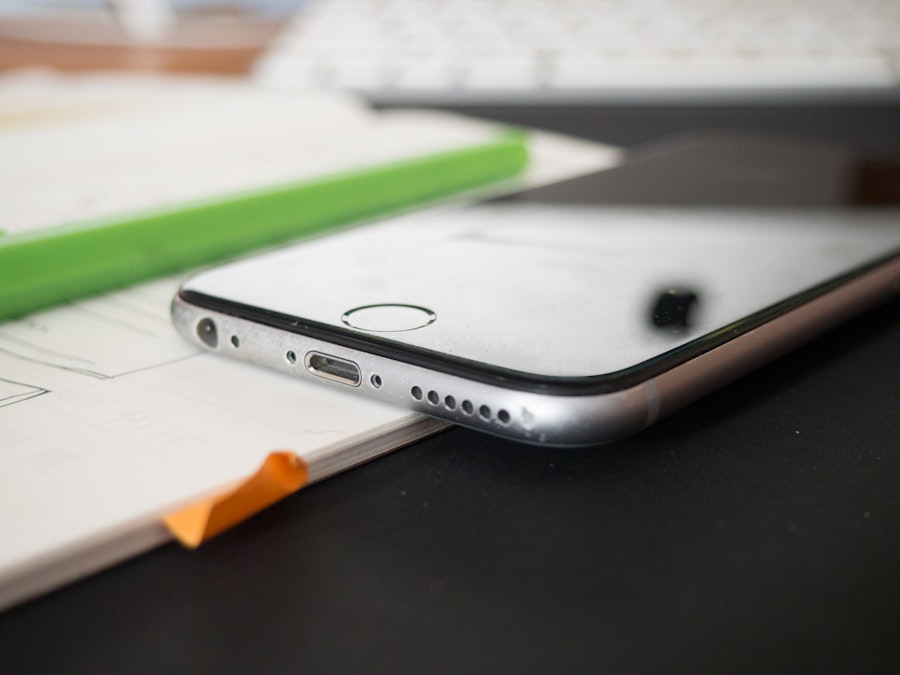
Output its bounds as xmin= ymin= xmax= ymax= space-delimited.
xmin=172 ymin=138 xmax=900 ymax=446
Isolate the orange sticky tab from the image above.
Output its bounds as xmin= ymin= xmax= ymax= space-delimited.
xmin=164 ymin=451 xmax=309 ymax=548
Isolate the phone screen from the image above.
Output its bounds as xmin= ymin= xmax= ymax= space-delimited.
xmin=184 ymin=202 xmax=900 ymax=379
xmin=180 ymin=134 xmax=900 ymax=388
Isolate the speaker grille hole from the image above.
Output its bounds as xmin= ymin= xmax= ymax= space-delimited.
xmin=461 ymin=400 xmax=474 ymax=415
xmin=427 ymin=390 xmax=439 ymax=405
xmin=497 ymin=409 xmax=511 ymax=425
xmin=444 ymin=395 xmax=457 ymax=410
xmin=411 ymin=386 xmax=423 ymax=400
xmin=479 ymin=405 xmax=491 ymax=420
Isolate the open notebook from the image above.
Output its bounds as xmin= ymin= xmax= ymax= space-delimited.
xmin=0 ymin=73 xmax=620 ymax=610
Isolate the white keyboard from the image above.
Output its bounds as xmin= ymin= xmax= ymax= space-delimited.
xmin=255 ymin=0 xmax=900 ymax=103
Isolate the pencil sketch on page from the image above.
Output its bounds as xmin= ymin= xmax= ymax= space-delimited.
xmin=0 ymin=278 xmax=198 ymax=380
xmin=0 ymin=377 xmax=47 ymax=408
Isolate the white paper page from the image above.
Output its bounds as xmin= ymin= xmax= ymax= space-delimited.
xmin=0 ymin=275 xmax=417 ymax=571
xmin=0 ymin=73 xmax=620 ymax=610
xmin=0 ymin=73 xmax=621 ymax=235
xmin=0 ymin=272 xmax=434 ymax=608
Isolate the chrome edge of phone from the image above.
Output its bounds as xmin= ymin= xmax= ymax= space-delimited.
xmin=171 ymin=295 xmax=651 ymax=446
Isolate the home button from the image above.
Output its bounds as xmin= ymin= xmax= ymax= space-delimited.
xmin=341 ymin=304 xmax=437 ymax=332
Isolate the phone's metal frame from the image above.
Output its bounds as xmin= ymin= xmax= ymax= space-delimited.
xmin=172 ymin=256 xmax=899 ymax=446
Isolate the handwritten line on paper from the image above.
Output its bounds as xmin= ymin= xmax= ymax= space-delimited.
xmin=0 ymin=279 xmax=198 ymax=378
xmin=0 ymin=378 xmax=48 ymax=408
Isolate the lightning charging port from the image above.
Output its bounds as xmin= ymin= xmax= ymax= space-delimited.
xmin=305 ymin=352 xmax=361 ymax=387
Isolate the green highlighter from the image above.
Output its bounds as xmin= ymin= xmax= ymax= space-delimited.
xmin=0 ymin=134 xmax=528 ymax=323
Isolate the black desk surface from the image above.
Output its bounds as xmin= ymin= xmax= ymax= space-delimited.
xmin=3 ymin=106 xmax=899 ymax=674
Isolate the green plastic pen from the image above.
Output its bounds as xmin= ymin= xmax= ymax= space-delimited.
xmin=0 ymin=134 xmax=528 ymax=322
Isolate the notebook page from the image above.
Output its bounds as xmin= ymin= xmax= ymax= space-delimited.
xmin=0 ymin=73 xmax=620 ymax=609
